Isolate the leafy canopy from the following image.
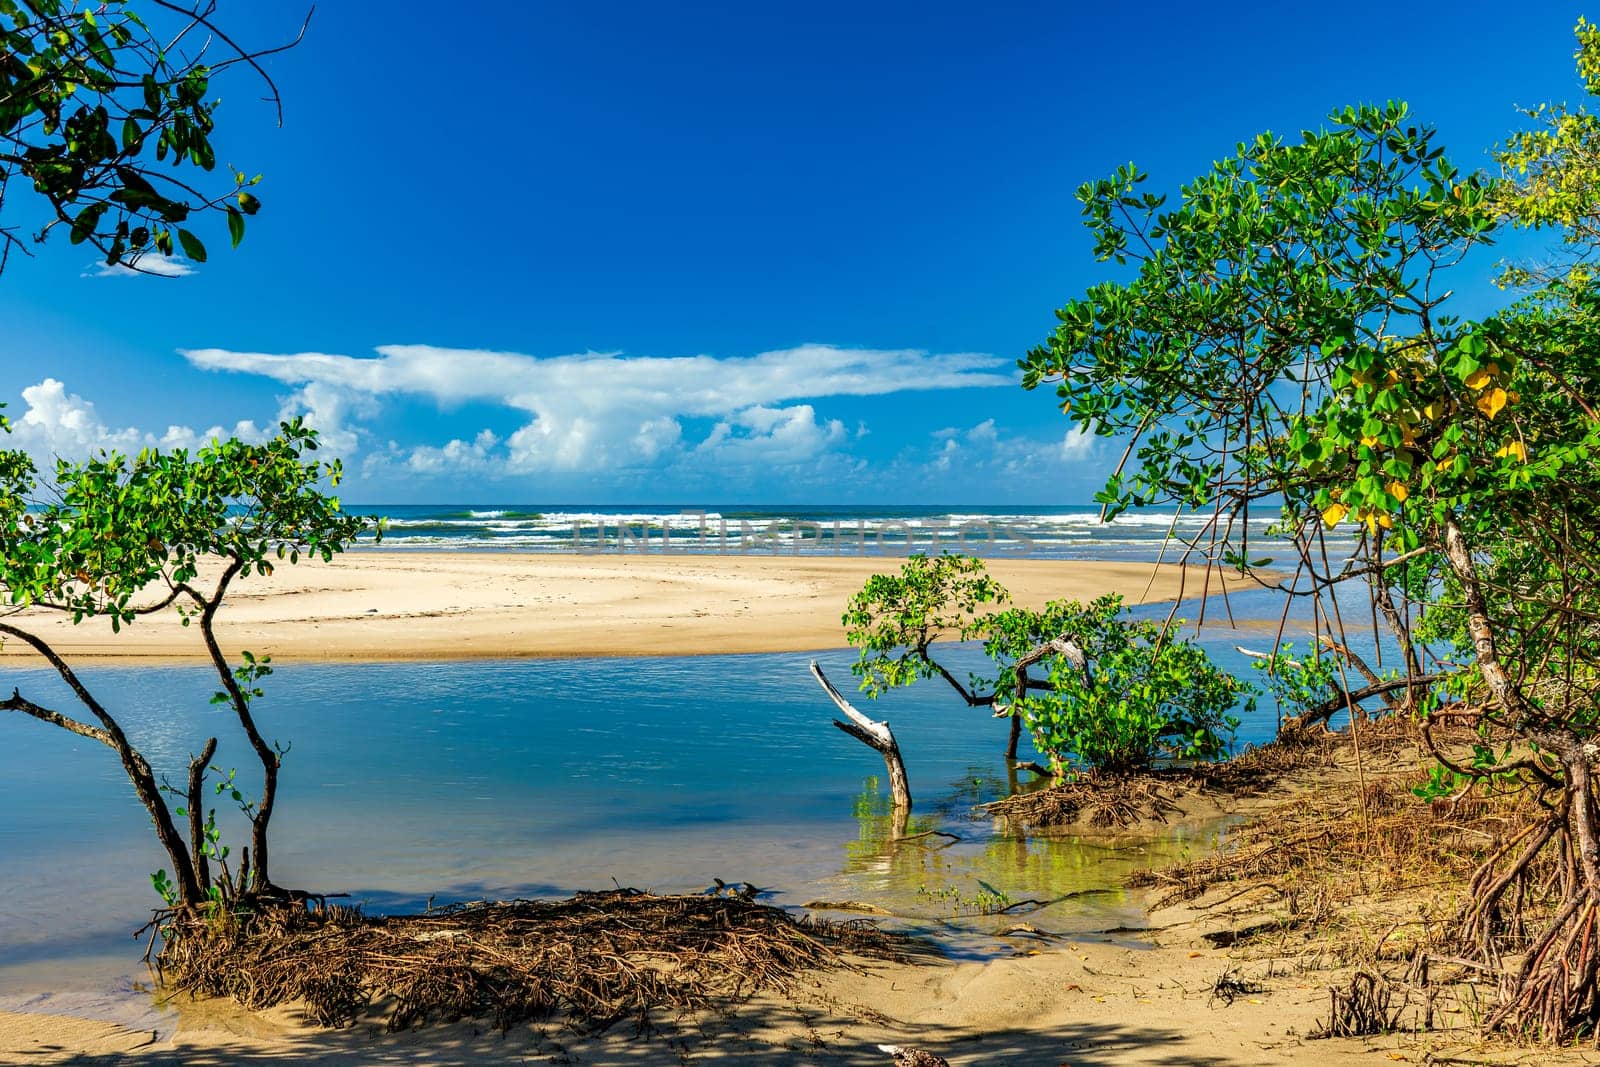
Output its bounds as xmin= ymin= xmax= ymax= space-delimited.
xmin=1021 ymin=102 xmax=1496 ymax=557
xmin=0 ymin=0 xmax=279 ymax=273
xmin=1021 ymin=23 xmax=1600 ymax=784
xmin=0 ymin=419 xmax=368 ymax=630
xmin=1012 ymin=595 xmax=1248 ymax=776
xmin=843 ymin=553 xmax=1006 ymax=697
xmin=842 ymin=555 xmax=1249 ymax=773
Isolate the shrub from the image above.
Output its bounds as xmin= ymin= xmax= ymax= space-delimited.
xmin=1011 ymin=597 xmax=1251 ymax=775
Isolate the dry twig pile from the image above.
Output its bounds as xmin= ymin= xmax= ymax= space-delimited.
xmin=154 ymin=889 xmax=903 ymax=1032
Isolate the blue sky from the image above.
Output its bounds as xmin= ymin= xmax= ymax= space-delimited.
xmin=0 ymin=0 xmax=1586 ymax=503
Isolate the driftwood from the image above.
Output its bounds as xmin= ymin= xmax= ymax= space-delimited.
xmin=811 ymin=660 xmax=911 ymax=809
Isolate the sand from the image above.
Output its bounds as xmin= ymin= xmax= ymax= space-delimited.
xmin=0 ymin=550 xmax=1256 ymax=664
xmin=2 ymin=925 xmax=1582 ymax=1066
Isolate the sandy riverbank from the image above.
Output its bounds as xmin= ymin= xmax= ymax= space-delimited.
xmin=1 ymin=918 xmax=1579 ymax=1066
xmin=0 ymin=552 xmax=1256 ymax=664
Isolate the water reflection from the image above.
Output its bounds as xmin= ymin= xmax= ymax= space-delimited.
xmin=830 ymin=775 xmax=1222 ymax=938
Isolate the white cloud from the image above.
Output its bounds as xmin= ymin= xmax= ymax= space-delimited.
xmin=7 ymin=378 xmax=266 ymax=461
xmin=912 ymin=417 xmax=1099 ymax=484
xmin=182 ymin=343 xmax=1012 ymax=476
xmin=84 ymin=254 xmax=196 ymax=279
xmin=695 ymin=404 xmax=847 ymax=466
xmin=276 ymin=381 xmax=374 ymax=455
xmin=1059 ymin=424 xmax=1095 ymax=460
xmin=407 ymin=429 xmax=501 ymax=474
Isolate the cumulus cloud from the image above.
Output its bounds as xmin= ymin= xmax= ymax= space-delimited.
xmin=1059 ymin=424 xmax=1095 ymax=460
xmin=695 ymin=404 xmax=847 ymax=466
xmin=7 ymin=378 xmax=267 ymax=462
xmin=275 ymin=380 xmax=374 ymax=455
xmin=407 ymin=429 xmax=501 ymax=474
xmin=182 ymin=343 xmax=1012 ymax=476
xmin=912 ymin=417 xmax=1099 ymax=485
xmin=84 ymin=254 xmax=197 ymax=279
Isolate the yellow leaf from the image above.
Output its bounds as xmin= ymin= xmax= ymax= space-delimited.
xmin=1423 ymin=400 xmax=1446 ymax=420
xmin=1322 ymin=503 xmax=1348 ymax=527
xmin=1464 ymin=367 xmax=1493 ymax=390
xmin=1495 ymin=440 xmax=1529 ymax=462
xmin=1435 ymin=458 xmax=1452 ymax=472
xmin=1477 ymin=387 xmax=1508 ymax=419
xmin=1386 ymin=480 xmax=1408 ymax=502
xmin=1377 ymin=513 xmax=1394 ymax=530
xmin=1360 ymin=434 xmax=1380 ymax=447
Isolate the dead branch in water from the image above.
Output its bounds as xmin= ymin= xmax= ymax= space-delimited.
xmin=812 ymin=660 xmax=912 ymax=809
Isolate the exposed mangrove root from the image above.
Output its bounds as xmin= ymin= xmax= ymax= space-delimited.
xmin=1311 ymin=970 xmax=1404 ymax=1038
xmin=983 ymin=734 xmax=1325 ymax=830
xmin=985 ymin=773 xmax=1183 ymax=829
xmin=152 ymin=889 xmax=904 ymax=1032
xmin=1461 ymin=770 xmax=1600 ymax=1043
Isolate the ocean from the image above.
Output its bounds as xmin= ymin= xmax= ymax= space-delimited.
xmin=367 ymin=503 xmax=1352 ymax=564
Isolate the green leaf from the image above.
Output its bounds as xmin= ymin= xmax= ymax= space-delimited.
xmin=176 ymin=228 xmax=206 ymax=263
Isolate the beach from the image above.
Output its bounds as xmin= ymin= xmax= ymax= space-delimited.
xmin=0 ymin=550 xmax=1475 ymax=1067
xmin=4 ymin=896 xmax=1585 ymax=1066
xmin=0 ymin=551 xmax=1256 ymax=664
xmin=0 ymin=931 xmax=1412 ymax=1066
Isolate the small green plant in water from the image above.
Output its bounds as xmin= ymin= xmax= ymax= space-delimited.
xmin=917 ymin=881 xmax=1014 ymax=916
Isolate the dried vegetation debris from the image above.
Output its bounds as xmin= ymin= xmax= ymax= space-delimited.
xmin=1130 ymin=723 xmax=1539 ymax=930
xmin=1123 ymin=717 xmax=1578 ymax=1044
xmin=983 ymin=732 xmax=1328 ymax=830
xmin=154 ymin=888 xmax=904 ymax=1032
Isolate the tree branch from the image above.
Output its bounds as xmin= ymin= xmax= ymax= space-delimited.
xmin=0 ymin=689 xmax=113 ymax=746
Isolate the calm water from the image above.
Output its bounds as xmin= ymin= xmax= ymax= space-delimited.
xmin=0 ymin=639 xmax=1290 ymax=1009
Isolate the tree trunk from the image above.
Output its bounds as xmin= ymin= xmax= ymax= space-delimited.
xmin=811 ymin=661 xmax=911 ymax=809
xmin=1439 ymin=520 xmax=1600 ymax=1040
xmin=187 ymin=737 xmax=219 ymax=894
xmin=0 ymin=624 xmax=203 ymax=907
xmin=195 ymin=560 xmax=280 ymax=893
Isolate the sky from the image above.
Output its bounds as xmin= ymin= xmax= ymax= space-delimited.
xmin=0 ymin=0 xmax=1589 ymax=504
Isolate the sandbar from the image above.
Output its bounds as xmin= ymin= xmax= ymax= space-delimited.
xmin=0 ymin=551 xmax=1258 ymax=664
